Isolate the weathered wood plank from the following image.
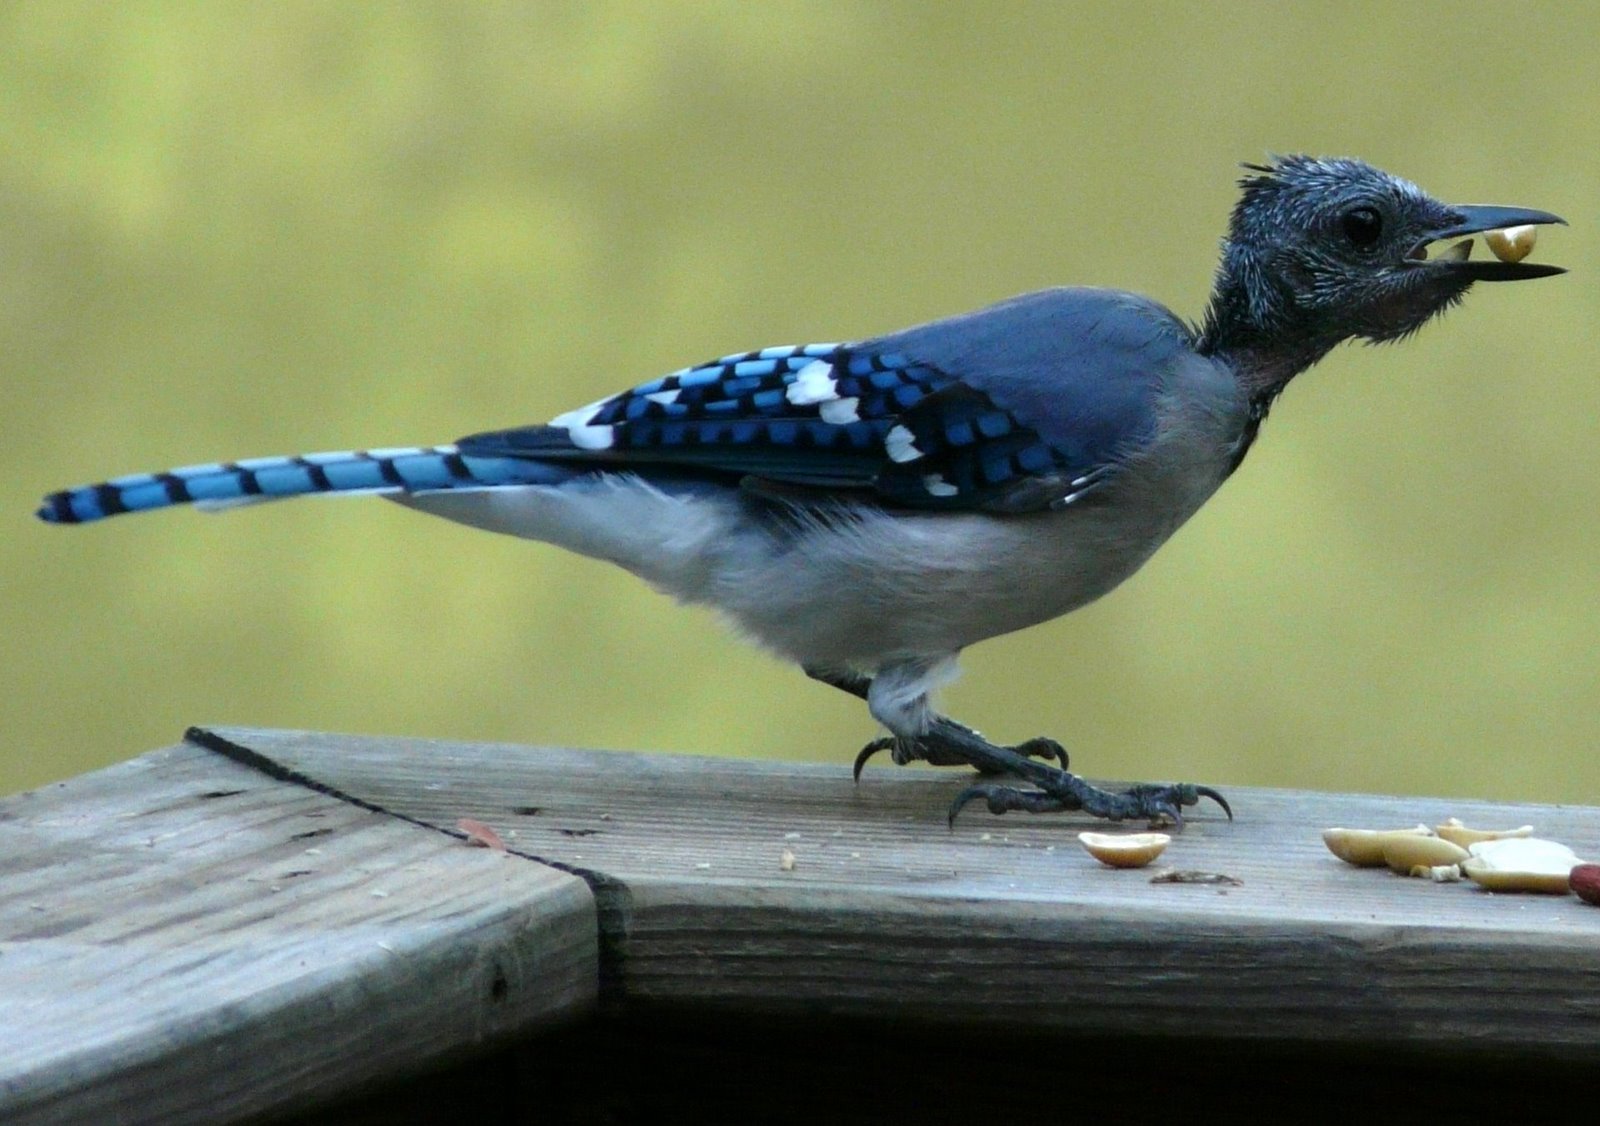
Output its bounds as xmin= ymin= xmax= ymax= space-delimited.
xmin=0 ymin=742 xmax=597 ymax=1126
xmin=195 ymin=726 xmax=1600 ymax=1059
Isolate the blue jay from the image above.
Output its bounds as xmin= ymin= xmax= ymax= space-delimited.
xmin=38 ymin=157 xmax=1564 ymax=826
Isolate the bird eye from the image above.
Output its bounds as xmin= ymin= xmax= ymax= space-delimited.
xmin=1341 ymin=206 xmax=1383 ymax=248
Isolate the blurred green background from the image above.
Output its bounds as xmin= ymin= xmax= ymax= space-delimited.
xmin=4 ymin=2 xmax=1597 ymax=804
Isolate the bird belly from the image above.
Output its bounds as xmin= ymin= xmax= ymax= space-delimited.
xmin=708 ymin=501 xmax=1184 ymax=667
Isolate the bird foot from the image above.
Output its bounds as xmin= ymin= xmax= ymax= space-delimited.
xmin=853 ymin=722 xmax=1068 ymax=782
xmin=949 ymin=779 xmax=1232 ymax=829
xmin=841 ymin=699 xmax=1227 ymax=830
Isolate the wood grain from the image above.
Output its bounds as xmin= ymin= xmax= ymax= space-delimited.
xmin=0 ymin=742 xmax=596 ymax=1126
xmin=195 ymin=726 xmax=1600 ymax=1057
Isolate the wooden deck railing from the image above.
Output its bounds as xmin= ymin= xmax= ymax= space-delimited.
xmin=3 ymin=727 xmax=1597 ymax=1123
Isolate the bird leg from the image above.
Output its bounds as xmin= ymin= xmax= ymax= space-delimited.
xmin=803 ymin=666 xmax=1230 ymax=828
xmin=852 ymin=728 xmax=1069 ymax=780
xmin=895 ymin=714 xmax=1230 ymax=828
xmin=802 ymin=666 xmax=1068 ymax=778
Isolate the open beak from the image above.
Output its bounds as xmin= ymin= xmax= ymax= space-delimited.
xmin=1413 ymin=204 xmax=1567 ymax=280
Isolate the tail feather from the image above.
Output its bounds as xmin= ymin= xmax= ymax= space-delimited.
xmin=37 ymin=445 xmax=571 ymax=525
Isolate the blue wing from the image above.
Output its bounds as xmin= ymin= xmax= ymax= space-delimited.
xmin=459 ymin=288 xmax=1193 ymax=513
xmin=457 ymin=343 xmax=939 ymax=489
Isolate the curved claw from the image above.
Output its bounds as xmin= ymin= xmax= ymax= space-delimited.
xmin=1192 ymin=785 xmax=1233 ymax=821
xmin=1011 ymin=736 xmax=1069 ymax=771
xmin=946 ymin=785 xmax=983 ymax=828
xmin=1147 ymin=799 xmax=1187 ymax=829
xmin=852 ymin=737 xmax=896 ymax=782
xmin=1132 ymin=783 xmax=1232 ymax=828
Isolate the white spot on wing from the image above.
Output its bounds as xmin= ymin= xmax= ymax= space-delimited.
xmin=819 ymin=397 xmax=860 ymax=424
xmin=551 ymin=398 xmax=618 ymax=449
xmin=563 ymin=425 xmax=614 ymax=449
xmin=550 ymin=399 xmax=608 ymax=429
xmin=645 ymin=389 xmax=680 ymax=405
xmin=922 ymin=473 xmax=958 ymax=497
xmin=785 ymin=360 xmax=837 ymax=406
xmin=885 ymin=425 xmax=921 ymax=463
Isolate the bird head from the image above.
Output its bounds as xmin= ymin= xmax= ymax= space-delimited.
xmin=1205 ymin=156 xmax=1564 ymax=384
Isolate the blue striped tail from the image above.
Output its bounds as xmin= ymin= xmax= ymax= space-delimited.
xmin=37 ymin=445 xmax=566 ymax=525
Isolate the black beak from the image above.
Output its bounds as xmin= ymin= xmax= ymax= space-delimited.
xmin=1424 ymin=204 xmax=1567 ymax=281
